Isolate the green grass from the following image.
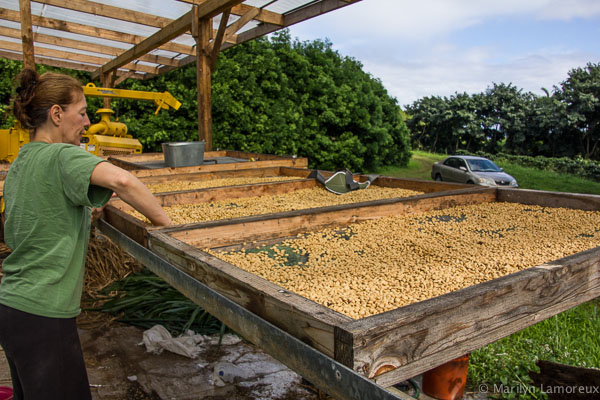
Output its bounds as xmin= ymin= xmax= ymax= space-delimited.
xmin=468 ymin=299 xmax=600 ymax=399
xmin=374 ymin=150 xmax=600 ymax=195
xmin=375 ymin=150 xmax=446 ymax=180
xmin=498 ymin=162 xmax=600 ymax=194
xmin=375 ymin=151 xmax=600 ymax=399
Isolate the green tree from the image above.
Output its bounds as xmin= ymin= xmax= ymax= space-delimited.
xmin=0 ymin=32 xmax=411 ymax=171
xmin=212 ymin=30 xmax=410 ymax=171
xmin=478 ymin=82 xmax=529 ymax=154
xmin=556 ymin=62 xmax=600 ymax=159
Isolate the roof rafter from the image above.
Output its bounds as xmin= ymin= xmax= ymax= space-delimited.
xmin=33 ymin=0 xmax=173 ymax=28
xmin=0 ymin=0 xmax=363 ymax=81
xmin=0 ymin=39 xmax=159 ymax=74
xmin=0 ymin=49 xmax=147 ymax=79
xmin=0 ymin=8 xmax=196 ymax=56
xmin=177 ymin=0 xmax=283 ymax=26
xmin=164 ymin=0 xmax=358 ymax=73
xmin=0 ymin=26 xmax=180 ymax=67
xmin=92 ymin=0 xmax=245 ymax=79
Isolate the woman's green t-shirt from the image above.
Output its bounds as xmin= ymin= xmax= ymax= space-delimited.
xmin=0 ymin=142 xmax=113 ymax=318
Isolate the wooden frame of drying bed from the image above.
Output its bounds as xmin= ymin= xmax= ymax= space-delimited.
xmin=100 ymin=184 xmax=600 ymax=386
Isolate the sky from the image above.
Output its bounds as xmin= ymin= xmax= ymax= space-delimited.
xmin=286 ymin=0 xmax=600 ymax=108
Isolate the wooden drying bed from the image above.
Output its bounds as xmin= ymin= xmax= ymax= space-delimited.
xmin=108 ymin=150 xmax=308 ymax=175
xmin=100 ymin=172 xmax=600 ymax=387
xmin=104 ymin=166 xmax=468 ymax=245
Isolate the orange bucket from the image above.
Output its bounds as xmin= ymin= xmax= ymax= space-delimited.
xmin=421 ymin=354 xmax=470 ymax=400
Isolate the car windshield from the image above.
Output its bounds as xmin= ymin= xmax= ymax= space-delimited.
xmin=467 ymin=159 xmax=502 ymax=172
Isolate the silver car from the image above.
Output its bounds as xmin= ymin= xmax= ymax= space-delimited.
xmin=431 ymin=155 xmax=518 ymax=187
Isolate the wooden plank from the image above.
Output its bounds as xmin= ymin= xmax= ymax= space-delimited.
xmin=209 ymin=8 xmax=230 ymax=71
xmin=109 ymin=150 xmax=226 ymax=164
xmin=137 ymin=166 xmax=285 ymax=184
xmin=148 ymin=230 xmax=352 ymax=356
xmin=105 ymin=152 xmax=306 ymax=171
xmin=178 ymin=1 xmax=284 ymax=26
xmin=102 ymin=203 xmax=151 ymax=246
xmin=0 ymin=8 xmax=195 ymax=56
xmin=228 ymin=0 xmax=358 ymax=47
xmin=36 ymin=0 xmax=173 ymax=28
xmin=278 ymin=167 xmax=314 ymax=179
xmin=336 ymin=246 xmax=600 ymax=385
xmin=0 ymin=26 xmax=179 ymax=67
xmin=136 ymin=179 xmax=317 ymax=207
xmin=163 ymin=188 xmax=496 ymax=248
xmin=0 ymin=49 xmax=145 ymax=78
xmin=175 ymin=0 xmax=360 ymax=68
xmin=93 ymin=0 xmax=244 ymax=79
xmin=372 ymin=176 xmax=470 ymax=193
xmin=0 ymin=39 xmax=158 ymax=74
xmin=529 ymin=360 xmax=600 ymax=400
xmin=223 ymin=150 xmax=299 ymax=161
xmin=18 ymin=0 xmax=35 ymax=70
xmin=195 ymin=14 xmax=213 ymax=149
xmin=498 ymin=188 xmax=600 ymax=211
xmin=209 ymin=6 xmax=258 ymax=55
xmin=284 ymin=0 xmax=360 ymax=26
xmin=129 ymin=158 xmax=309 ymax=177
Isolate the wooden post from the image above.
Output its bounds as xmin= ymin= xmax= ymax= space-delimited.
xmin=18 ymin=0 xmax=35 ymax=70
xmin=192 ymin=6 xmax=213 ymax=151
xmin=100 ymin=72 xmax=115 ymax=109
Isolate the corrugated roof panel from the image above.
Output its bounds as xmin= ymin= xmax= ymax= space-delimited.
xmin=93 ymin=0 xmax=192 ymax=20
xmin=33 ymin=4 xmax=161 ymax=36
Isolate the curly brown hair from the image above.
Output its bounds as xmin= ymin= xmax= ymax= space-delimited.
xmin=13 ymin=69 xmax=83 ymax=132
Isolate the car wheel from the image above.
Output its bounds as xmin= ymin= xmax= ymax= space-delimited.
xmin=466 ymin=180 xmax=474 ymax=184
xmin=434 ymin=174 xmax=442 ymax=181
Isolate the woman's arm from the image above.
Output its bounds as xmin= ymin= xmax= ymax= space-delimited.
xmin=90 ymin=162 xmax=172 ymax=226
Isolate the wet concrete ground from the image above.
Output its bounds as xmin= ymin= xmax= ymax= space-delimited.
xmin=0 ymin=322 xmax=489 ymax=400
xmin=0 ymin=323 xmax=322 ymax=400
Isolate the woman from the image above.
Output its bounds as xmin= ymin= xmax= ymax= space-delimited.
xmin=0 ymin=69 xmax=172 ymax=399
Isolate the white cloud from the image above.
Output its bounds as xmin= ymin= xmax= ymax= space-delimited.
xmin=291 ymin=0 xmax=600 ymax=41
xmin=362 ymin=49 xmax=592 ymax=107
xmin=535 ymin=0 xmax=600 ymax=20
xmin=287 ymin=0 xmax=600 ymax=107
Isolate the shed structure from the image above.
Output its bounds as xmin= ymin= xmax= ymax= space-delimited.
xmin=0 ymin=0 xmax=361 ymax=150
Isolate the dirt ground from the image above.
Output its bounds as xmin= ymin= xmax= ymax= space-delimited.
xmin=0 ymin=319 xmax=326 ymax=400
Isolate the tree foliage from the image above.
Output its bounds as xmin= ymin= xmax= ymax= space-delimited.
xmin=0 ymin=31 xmax=410 ymax=172
xmin=210 ymin=31 xmax=410 ymax=171
xmin=406 ymin=62 xmax=600 ymax=161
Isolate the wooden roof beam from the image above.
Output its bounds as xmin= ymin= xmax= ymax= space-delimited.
xmin=0 ymin=49 xmax=147 ymax=79
xmin=0 ymin=26 xmax=180 ymax=67
xmin=92 ymin=0 xmax=245 ymax=79
xmin=19 ymin=0 xmax=35 ymax=70
xmin=207 ymin=5 xmax=258 ymax=54
xmin=162 ymin=4 xmax=254 ymax=75
xmin=210 ymin=8 xmax=230 ymax=71
xmin=33 ymin=0 xmax=237 ymax=44
xmin=177 ymin=0 xmax=284 ymax=26
xmin=34 ymin=0 xmax=173 ymax=28
xmin=172 ymin=0 xmax=360 ymax=72
xmin=0 ymin=39 xmax=159 ymax=74
xmin=226 ymin=0 xmax=359 ymax=49
xmin=0 ymin=8 xmax=196 ymax=56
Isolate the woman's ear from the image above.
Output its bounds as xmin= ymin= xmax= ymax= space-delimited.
xmin=49 ymin=104 xmax=62 ymax=126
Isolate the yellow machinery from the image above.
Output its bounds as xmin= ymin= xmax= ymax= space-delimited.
xmin=80 ymin=83 xmax=182 ymax=156
xmin=0 ymin=120 xmax=29 ymax=163
xmin=0 ymin=83 xmax=181 ymax=160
